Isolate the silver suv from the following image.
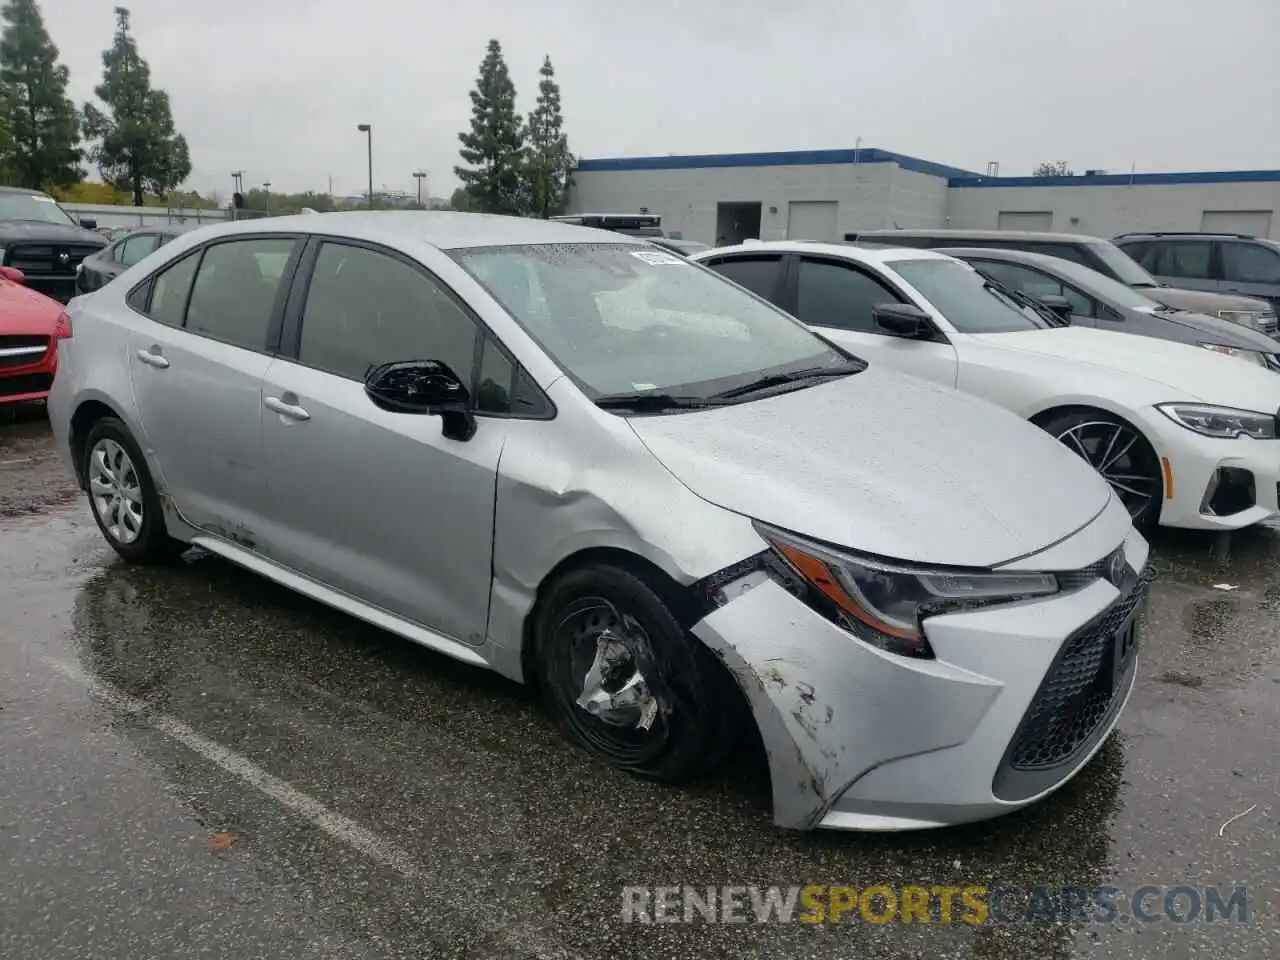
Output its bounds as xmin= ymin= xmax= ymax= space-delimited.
xmin=1114 ymin=231 xmax=1280 ymax=316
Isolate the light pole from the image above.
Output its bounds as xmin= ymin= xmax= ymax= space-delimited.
xmin=357 ymin=124 xmax=373 ymax=208
xmin=413 ymin=169 xmax=428 ymax=208
xmin=230 ymin=170 xmax=245 ymax=220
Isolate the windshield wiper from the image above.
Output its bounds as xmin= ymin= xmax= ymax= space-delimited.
xmin=594 ymin=392 xmax=717 ymax=413
xmin=708 ymin=361 xmax=865 ymax=401
xmin=984 ymin=281 xmax=1067 ymax=327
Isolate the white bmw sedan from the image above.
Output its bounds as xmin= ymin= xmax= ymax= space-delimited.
xmin=696 ymin=241 xmax=1280 ymax=531
xmin=51 ymin=213 xmax=1146 ymax=831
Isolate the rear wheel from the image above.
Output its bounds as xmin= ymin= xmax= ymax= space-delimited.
xmin=83 ymin=417 xmax=187 ymax=563
xmin=532 ymin=564 xmax=736 ymax=782
xmin=1038 ymin=409 xmax=1162 ymax=530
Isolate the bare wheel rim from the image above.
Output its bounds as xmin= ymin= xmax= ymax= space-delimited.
xmin=88 ymin=438 xmax=144 ymax=545
xmin=1055 ymin=420 xmax=1159 ymax=519
xmin=547 ymin=596 xmax=673 ymax=765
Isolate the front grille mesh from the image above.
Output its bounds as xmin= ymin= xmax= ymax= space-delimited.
xmin=8 ymin=243 xmax=99 ymax=276
xmin=1009 ymin=573 xmax=1148 ymax=770
xmin=0 ymin=371 xmax=53 ymax=398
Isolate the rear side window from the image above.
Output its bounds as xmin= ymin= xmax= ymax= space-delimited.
xmin=297 ymin=241 xmax=479 ymax=384
xmin=185 ymin=238 xmax=297 ymax=351
xmin=705 ymin=256 xmax=784 ymax=301
xmin=144 ymin=251 xmax=201 ymax=326
xmin=118 ymin=233 xmax=162 ymax=267
xmin=796 ymin=257 xmax=903 ymax=332
xmin=1153 ymin=241 xmax=1212 ymax=279
xmin=1221 ymin=242 xmax=1280 ymax=284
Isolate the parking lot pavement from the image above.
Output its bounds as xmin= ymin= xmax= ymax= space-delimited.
xmin=0 ymin=412 xmax=1275 ymax=959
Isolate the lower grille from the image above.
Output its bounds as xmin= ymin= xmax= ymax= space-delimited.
xmin=993 ymin=569 xmax=1151 ymax=801
xmin=0 ymin=371 xmax=53 ymax=398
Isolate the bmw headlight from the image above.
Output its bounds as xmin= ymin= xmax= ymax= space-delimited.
xmin=1199 ymin=343 xmax=1267 ymax=366
xmin=756 ymin=523 xmax=1058 ymax=657
xmin=1156 ymin=403 xmax=1278 ymax=439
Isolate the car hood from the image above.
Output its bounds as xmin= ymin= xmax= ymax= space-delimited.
xmin=0 ymin=220 xmax=107 ymax=245
xmin=968 ymin=327 xmax=1280 ymax=407
xmin=0 ymin=277 xmax=63 ymax=332
xmin=1140 ymin=286 xmax=1272 ymax=316
xmin=626 ymin=365 xmax=1112 ymax=568
xmin=1131 ymin=305 xmax=1280 ymax=350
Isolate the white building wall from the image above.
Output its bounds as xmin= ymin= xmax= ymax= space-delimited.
xmin=946 ymin=181 xmax=1280 ymax=240
xmin=570 ymin=162 xmax=949 ymax=246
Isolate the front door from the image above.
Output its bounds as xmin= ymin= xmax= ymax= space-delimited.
xmin=258 ymin=239 xmax=509 ymax=644
xmin=127 ymin=236 xmax=300 ymax=536
xmin=791 ymin=255 xmax=959 ymax=387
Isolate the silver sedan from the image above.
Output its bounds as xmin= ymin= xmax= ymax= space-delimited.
xmin=49 ymin=212 xmax=1147 ymax=830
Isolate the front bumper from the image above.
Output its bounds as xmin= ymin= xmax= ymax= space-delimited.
xmin=1136 ymin=406 xmax=1280 ymax=529
xmin=692 ymin=496 xmax=1148 ymax=831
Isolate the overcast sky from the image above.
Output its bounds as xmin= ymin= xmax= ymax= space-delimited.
xmin=37 ymin=0 xmax=1280 ymax=199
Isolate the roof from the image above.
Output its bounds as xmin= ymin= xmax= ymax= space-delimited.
xmin=172 ymin=211 xmax=645 ymax=250
xmin=949 ymin=169 xmax=1280 ymax=188
xmin=853 ymin=228 xmax=1108 ymax=245
xmin=576 ymin=147 xmax=980 ymax=181
xmin=694 ymin=239 xmax=958 ymax=265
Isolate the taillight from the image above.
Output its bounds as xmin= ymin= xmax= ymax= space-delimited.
xmin=54 ymin=311 xmax=72 ymax=339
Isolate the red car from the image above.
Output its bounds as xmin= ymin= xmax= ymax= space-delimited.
xmin=0 ymin=266 xmax=69 ymax=405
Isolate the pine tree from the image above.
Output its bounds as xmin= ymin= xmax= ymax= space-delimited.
xmin=524 ymin=56 xmax=574 ymax=218
xmin=82 ymin=7 xmax=191 ymax=206
xmin=0 ymin=0 xmax=83 ymax=190
xmin=455 ymin=39 xmax=526 ymax=215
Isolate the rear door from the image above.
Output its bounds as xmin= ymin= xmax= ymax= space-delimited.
xmin=1217 ymin=240 xmax=1280 ymax=310
xmin=1145 ymin=239 xmax=1218 ymax=293
xmin=126 ymin=234 xmax=303 ymax=537
xmin=258 ymin=238 xmax=524 ymax=643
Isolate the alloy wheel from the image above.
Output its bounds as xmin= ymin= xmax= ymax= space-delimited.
xmin=1055 ymin=420 xmax=1160 ymax=519
xmin=88 ymin=438 xmax=145 ymax=545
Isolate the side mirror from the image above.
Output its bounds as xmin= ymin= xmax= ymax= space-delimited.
xmin=872 ymin=302 xmax=935 ymax=339
xmin=79 ymin=217 xmax=98 ymax=230
xmin=1037 ymin=295 xmax=1074 ymax=323
xmin=0 ymin=266 xmax=25 ymax=285
xmin=364 ymin=360 xmax=476 ymax=441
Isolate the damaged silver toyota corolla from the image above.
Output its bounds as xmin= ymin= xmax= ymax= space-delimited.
xmin=49 ymin=212 xmax=1151 ymax=831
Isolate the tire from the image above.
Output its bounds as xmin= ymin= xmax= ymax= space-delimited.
xmin=532 ymin=563 xmax=737 ymax=783
xmin=82 ymin=417 xmax=187 ymax=564
xmin=1037 ymin=409 xmax=1162 ymax=530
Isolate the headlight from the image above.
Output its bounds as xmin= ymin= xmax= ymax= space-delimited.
xmin=1199 ymin=343 xmax=1266 ymax=366
xmin=756 ymin=523 xmax=1059 ymax=657
xmin=1156 ymin=403 xmax=1278 ymax=439
xmin=1217 ymin=309 xmax=1261 ymax=325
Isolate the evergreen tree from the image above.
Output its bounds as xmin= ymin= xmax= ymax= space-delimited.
xmin=455 ymin=39 xmax=526 ymax=215
xmin=82 ymin=7 xmax=190 ymax=206
xmin=524 ymin=56 xmax=574 ymax=218
xmin=0 ymin=0 xmax=82 ymax=189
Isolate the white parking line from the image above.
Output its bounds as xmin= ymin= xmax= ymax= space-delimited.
xmin=43 ymin=658 xmax=581 ymax=959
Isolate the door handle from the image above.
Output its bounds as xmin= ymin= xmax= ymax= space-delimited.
xmin=264 ymin=395 xmax=311 ymax=421
xmin=136 ymin=348 xmax=169 ymax=368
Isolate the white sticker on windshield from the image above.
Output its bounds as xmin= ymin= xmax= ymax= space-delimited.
xmin=630 ymin=250 xmax=683 ymax=266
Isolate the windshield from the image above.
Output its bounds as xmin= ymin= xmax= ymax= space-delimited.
xmin=1089 ymin=241 xmax=1159 ymax=287
xmin=888 ymin=258 xmax=1044 ymax=333
xmin=452 ymin=242 xmax=850 ymax=400
xmin=0 ymin=191 xmax=77 ymax=227
xmin=1035 ymin=256 xmax=1160 ymax=310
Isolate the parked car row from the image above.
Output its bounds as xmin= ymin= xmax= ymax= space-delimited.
xmin=20 ymin=210 xmax=1280 ymax=835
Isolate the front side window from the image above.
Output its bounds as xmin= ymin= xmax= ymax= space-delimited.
xmin=706 ymin=256 xmax=784 ymax=300
xmin=1154 ymin=241 xmax=1212 ymax=280
xmin=118 ymin=233 xmax=162 ymax=267
xmin=185 ymin=238 xmax=297 ymax=350
xmin=453 ymin=242 xmax=847 ymax=400
xmin=796 ymin=258 xmax=903 ymax=331
xmin=973 ymin=261 xmax=1092 ymax=315
xmin=888 ymin=258 xmax=1042 ymax=334
xmin=297 ymin=242 xmax=479 ymax=385
xmin=1221 ymin=242 xmax=1280 ymax=285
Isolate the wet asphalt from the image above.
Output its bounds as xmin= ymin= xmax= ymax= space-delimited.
xmin=0 ymin=404 xmax=1275 ymax=959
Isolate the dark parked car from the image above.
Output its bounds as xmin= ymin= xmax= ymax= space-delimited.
xmin=938 ymin=247 xmax=1280 ymax=370
xmin=849 ymin=228 xmax=1277 ymax=335
xmin=1114 ymin=231 xmax=1280 ymax=314
xmin=0 ymin=186 xmax=107 ymax=302
xmin=75 ymin=224 xmax=200 ymax=294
